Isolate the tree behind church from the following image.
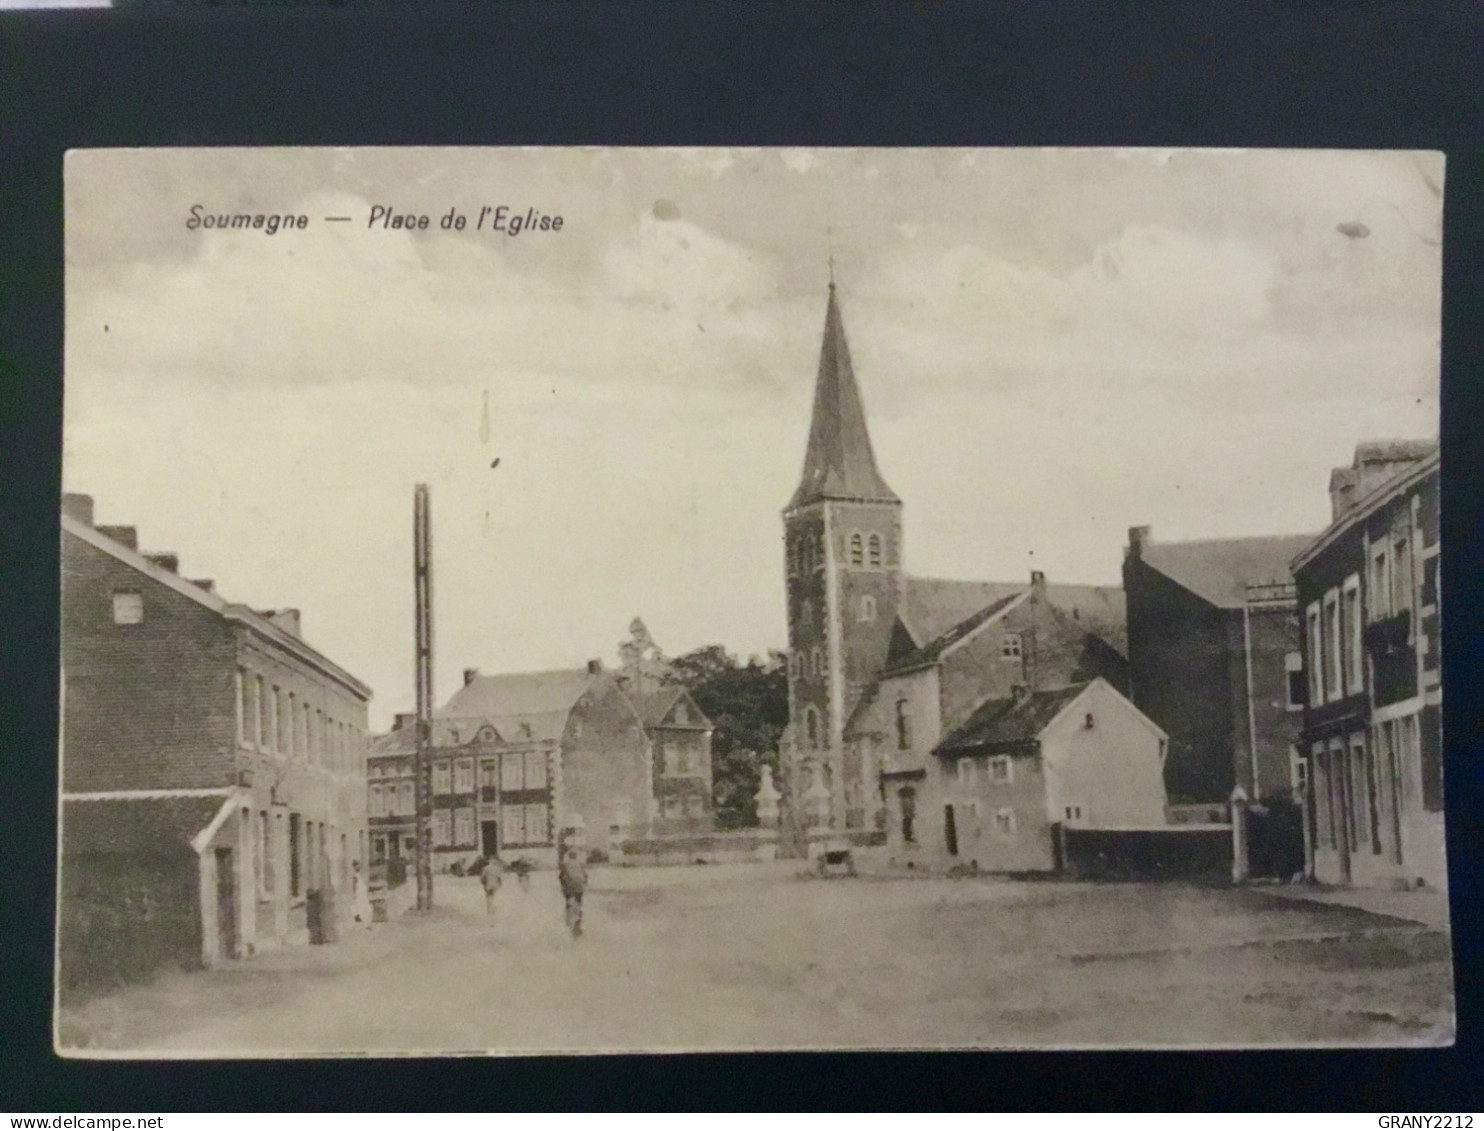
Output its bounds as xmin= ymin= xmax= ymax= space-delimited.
xmin=664 ymin=645 xmax=788 ymax=830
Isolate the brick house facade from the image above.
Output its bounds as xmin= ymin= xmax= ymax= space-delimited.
xmin=1294 ymin=441 xmax=1444 ymax=891
xmin=1123 ymin=526 xmax=1317 ymax=805
xmin=60 ymin=494 xmax=372 ymax=989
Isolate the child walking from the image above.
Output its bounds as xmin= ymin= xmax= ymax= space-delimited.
xmin=478 ymin=854 xmax=503 ymax=921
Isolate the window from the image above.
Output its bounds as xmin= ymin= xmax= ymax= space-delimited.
xmin=672 ymin=746 xmax=693 ymax=775
xmin=524 ymin=803 xmax=549 ymax=844
xmin=452 ymin=758 xmax=473 ymax=794
xmin=811 ymin=646 xmax=824 ymax=678
xmin=369 ymin=784 xmax=384 ymax=817
xmin=111 ymin=591 xmax=144 ymax=624
xmin=432 ymin=760 xmax=451 ymax=795
xmin=1392 ymin=532 xmax=1413 ymax=617
xmin=805 ymin=706 xmax=821 ymax=749
xmin=501 ymin=803 xmax=526 ymax=846
xmin=684 ymin=794 xmax=705 ymax=817
xmin=432 ymin=810 xmax=452 ymax=847
xmin=663 ymin=796 xmax=683 ymax=819
xmin=989 ymin=756 xmax=1012 ymax=783
xmin=523 ymin=750 xmax=548 ymax=789
xmin=800 ymin=598 xmax=813 ymax=630
xmin=956 ymin=759 xmax=974 ymax=785
xmin=285 ymin=693 xmax=297 ymax=757
xmin=1322 ymin=591 xmax=1341 ymax=702
xmin=301 ymin=703 xmax=311 ymax=763
xmin=1370 ymin=544 xmax=1390 ymax=619
xmin=858 ymin=595 xmax=877 ymax=622
xmin=289 ymin=813 xmax=302 ymax=897
xmin=454 ymin=807 xmax=475 ymax=846
xmin=1347 ymin=733 xmax=1369 ymax=851
xmin=849 ymin=532 xmax=864 ymax=565
xmin=501 ymin=752 xmax=524 ymax=791
xmin=267 ymin=686 xmax=280 ymax=752
xmin=994 ymin=808 xmax=1017 ymax=837
xmin=1342 ymin=576 xmax=1363 ymax=694
xmin=1289 ymin=747 xmax=1308 ymax=794
xmin=1305 ymin=603 xmax=1323 ymax=706
xmin=1284 ymin=652 xmax=1305 ymax=711
xmin=867 ymin=533 xmax=883 ymax=567
xmin=894 ymin=700 xmax=911 ymax=751
xmin=1063 ymin=805 xmax=1083 ymax=822
xmin=1001 ymin=633 xmax=1023 ymax=660
xmin=396 ymin=782 xmax=414 ymax=816
xmin=235 ymin=669 xmax=247 ymax=746
xmin=256 ymin=676 xmax=269 ymax=749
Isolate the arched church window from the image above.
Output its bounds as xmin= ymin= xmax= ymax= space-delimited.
xmin=849 ymin=532 xmax=864 ymax=566
xmin=859 ymin=595 xmax=877 ymax=622
xmin=868 ymin=533 xmax=883 ymax=567
xmin=814 ymin=533 xmax=826 ymax=571
xmin=895 ymin=699 xmax=912 ymax=751
xmin=811 ymin=646 xmax=824 ymax=678
xmin=805 ymin=707 xmax=820 ymax=749
xmin=800 ymin=598 xmax=813 ymax=630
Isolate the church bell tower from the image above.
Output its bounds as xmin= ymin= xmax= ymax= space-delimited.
xmin=782 ymin=281 xmax=903 ymax=834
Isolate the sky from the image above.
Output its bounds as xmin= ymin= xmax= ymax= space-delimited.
xmin=63 ymin=147 xmax=1443 ymax=730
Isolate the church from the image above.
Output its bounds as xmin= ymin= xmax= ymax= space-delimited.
xmin=779 ymin=282 xmax=1138 ymax=853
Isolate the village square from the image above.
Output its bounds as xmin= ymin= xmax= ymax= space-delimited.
xmin=56 ymin=148 xmax=1452 ymax=1054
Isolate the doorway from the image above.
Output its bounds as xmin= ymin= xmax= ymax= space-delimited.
xmin=944 ymin=804 xmax=959 ymax=857
xmin=481 ymin=820 xmax=500 ymax=858
xmin=215 ymin=847 xmax=237 ymax=961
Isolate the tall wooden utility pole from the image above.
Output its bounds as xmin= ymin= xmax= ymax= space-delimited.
xmin=413 ymin=483 xmax=435 ymax=911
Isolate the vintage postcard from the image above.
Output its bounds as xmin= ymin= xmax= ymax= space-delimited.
xmin=57 ymin=146 xmax=1451 ymax=1056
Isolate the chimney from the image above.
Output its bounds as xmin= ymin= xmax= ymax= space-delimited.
xmin=61 ymin=493 xmax=94 ymax=525
xmin=393 ymin=712 xmax=416 ymax=731
xmin=1127 ymin=526 xmax=1151 ymax=560
xmin=96 ymin=525 xmax=138 ymax=551
xmin=1030 ymin=569 xmax=1046 ymax=593
xmin=463 ymin=667 xmax=480 ymax=686
xmin=190 ymin=579 xmax=215 ymax=593
xmin=1328 ymin=467 xmax=1359 ymax=522
xmin=587 ymin=659 xmax=603 ymax=675
xmin=268 ymin=609 xmax=301 ymax=637
xmin=145 ymin=552 xmax=179 ymax=573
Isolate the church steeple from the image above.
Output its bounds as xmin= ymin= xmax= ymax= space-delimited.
xmin=787 ymin=285 xmax=899 ymax=511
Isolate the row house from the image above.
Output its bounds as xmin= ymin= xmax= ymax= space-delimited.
xmin=1294 ymin=441 xmax=1444 ymax=891
xmin=60 ymin=494 xmax=372 ymax=990
xmin=366 ymin=666 xmax=714 ymax=869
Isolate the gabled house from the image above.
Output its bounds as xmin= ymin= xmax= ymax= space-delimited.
xmin=844 ymin=572 xmax=1130 ymax=845
xmin=918 ymin=679 xmax=1168 ymax=872
xmin=368 ymin=666 xmax=714 ymax=867
xmin=628 ymin=687 xmax=716 ymax=833
xmin=1123 ymin=526 xmax=1318 ymax=806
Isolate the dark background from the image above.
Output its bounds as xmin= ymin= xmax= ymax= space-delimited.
xmin=2 ymin=0 xmax=1481 ymax=1112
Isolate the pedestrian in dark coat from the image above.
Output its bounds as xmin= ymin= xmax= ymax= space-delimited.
xmin=558 ymin=845 xmax=588 ymax=937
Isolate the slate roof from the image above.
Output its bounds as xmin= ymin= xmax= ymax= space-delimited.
xmin=626 ymin=686 xmax=711 ymax=730
xmin=62 ymin=795 xmax=227 ymax=855
xmin=787 ymin=286 xmax=899 ymax=509
xmin=883 ymin=591 xmax=1027 ymax=675
xmin=900 ymin=577 xmax=1127 ymax=654
xmin=1138 ymin=534 xmax=1316 ymax=609
xmin=935 ymin=683 xmax=1091 ymax=757
xmin=435 ymin=668 xmax=598 ymax=743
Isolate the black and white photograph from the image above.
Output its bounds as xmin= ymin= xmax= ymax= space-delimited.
xmin=56 ymin=145 xmax=1451 ymax=1056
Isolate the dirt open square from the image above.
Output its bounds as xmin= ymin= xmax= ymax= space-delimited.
xmin=58 ymin=862 xmax=1454 ymax=1055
